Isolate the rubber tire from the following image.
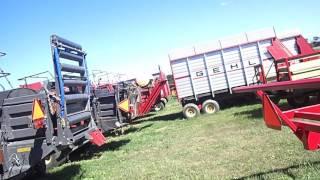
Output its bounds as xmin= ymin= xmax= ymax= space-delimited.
xmin=154 ymin=102 xmax=165 ymax=112
xmin=161 ymin=97 xmax=168 ymax=104
xmin=201 ymin=100 xmax=220 ymax=114
xmin=183 ymin=103 xmax=200 ymax=119
xmin=45 ymin=152 xmax=67 ymax=170
xmin=270 ymin=96 xmax=281 ymax=104
xmin=287 ymin=95 xmax=310 ymax=107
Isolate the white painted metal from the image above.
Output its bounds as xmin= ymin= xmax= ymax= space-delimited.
xmin=169 ymin=28 xmax=300 ymax=100
xmin=203 ymin=54 xmax=215 ymax=97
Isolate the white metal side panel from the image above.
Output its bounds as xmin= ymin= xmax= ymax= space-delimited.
xmin=240 ymin=43 xmax=261 ymax=84
xmin=169 ymin=29 xmax=301 ymax=100
xmin=222 ymin=47 xmax=246 ymax=88
xmin=206 ymin=51 xmax=228 ymax=91
xmin=175 ymin=78 xmax=194 ymax=98
xmin=188 ymin=56 xmax=211 ymax=95
xmin=171 ymin=59 xmax=193 ymax=98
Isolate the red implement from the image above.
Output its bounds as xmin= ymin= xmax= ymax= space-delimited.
xmin=138 ymin=71 xmax=167 ymax=116
xmin=267 ymin=38 xmax=292 ymax=60
xmin=233 ymin=35 xmax=320 ymax=151
xmin=20 ymin=82 xmax=43 ymax=91
xmin=89 ymin=130 xmax=106 ymax=147
xmin=261 ymin=93 xmax=320 ymax=150
xmin=234 ymin=78 xmax=320 ymax=150
xmin=233 ymin=78 xmax=320 ymax=93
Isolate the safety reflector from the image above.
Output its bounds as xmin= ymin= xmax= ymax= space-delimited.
xmin=118 ymin=99 xmax=129 ymax=112
xmin=32 ymin=99 xmax=45 ymax=129
xmin=89 ymin=130 xmax=106 ymax=147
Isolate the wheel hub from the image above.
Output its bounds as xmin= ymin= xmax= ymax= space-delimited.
xmin=187 ymin=108 xmax=196 ymax=117
xmin=45 ymin=155 xmax=52 ymax=165
xmin=206 ymin=104 xmax=215 ymax=113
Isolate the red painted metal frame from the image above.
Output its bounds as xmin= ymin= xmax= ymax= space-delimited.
xmin=233 ymin=78 xmax=320 ymax=93
xmin=20 ymin=82 xmax=44 ymax=91
xmin=254 ymin=65 xmax=267 ymax=84
xmin=261 ymin=36 xmax=320 ymax=83
xmin=232 ymin=36 xmax=320 ymax=151
xmin=137 ymin=71 xmax=168 ymax=116
xmin=260 ymin=92 xmax=320 ymax=150
xmin=234 ymin=78 xmax=320 ymax=150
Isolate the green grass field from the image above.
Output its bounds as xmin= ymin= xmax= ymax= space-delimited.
xmin=40 ymin=98 xmax=320 ymax=180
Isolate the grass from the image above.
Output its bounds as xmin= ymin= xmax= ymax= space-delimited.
xmin=39 ymin=97 xmax=320 ymax=180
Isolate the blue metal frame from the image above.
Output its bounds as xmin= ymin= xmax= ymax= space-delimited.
xmin=52 ymin=47 xmax=66 ymax=117
xmin=83 ymin=54 xmax=91 ymax=97
xmin=51 ymin=35 xmax=91 ymax=123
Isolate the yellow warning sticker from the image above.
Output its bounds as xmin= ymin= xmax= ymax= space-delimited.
xmin=118 ymin=99 xmax=129 ymax=112
xmin=17 ymin=147 xmax=31 ymax=153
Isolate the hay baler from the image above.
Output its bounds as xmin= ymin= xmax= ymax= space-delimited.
xmin=91 ymin=70 xmax=169 ymax=133
xmin=0 ymin=36 xmax=105 ymax=179
xmin=91 ymin=84 xmax=125 ymax=133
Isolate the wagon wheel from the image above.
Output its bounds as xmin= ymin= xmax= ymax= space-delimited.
xmin=154 ymin=102 xmax=165 ymax=112
xmin=287 ymin=95 xmax=310 ymax=107
xmin=202 ymin=100 xmax=220 ymax=114
xmin=183 ymin=103 xmax=200 ymax=119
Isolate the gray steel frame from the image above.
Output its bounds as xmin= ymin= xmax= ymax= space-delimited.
xmin=92 ymin=86 xmax=123 ymax=133
xmin=0 ymin=89 xmax=56 ymax=179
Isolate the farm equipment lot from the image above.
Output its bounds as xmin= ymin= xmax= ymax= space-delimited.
xmin=41 ymin=98 xmax=320 ymax=179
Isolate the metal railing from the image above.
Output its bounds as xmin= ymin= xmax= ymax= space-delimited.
xmin=0 ymin=52 xmax=13 ymax=89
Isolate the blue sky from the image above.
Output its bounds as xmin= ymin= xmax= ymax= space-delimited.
xmin=0 ymin=0 xmax=319 ymax=88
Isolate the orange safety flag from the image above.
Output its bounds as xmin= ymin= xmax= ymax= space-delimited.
xmin=118 ymin=99 xmax=129 ymax=112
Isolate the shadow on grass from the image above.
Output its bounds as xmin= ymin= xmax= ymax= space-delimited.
xmin=35 ymin=140 xmax=130 ymax=179
xmin=135 ymin=113 xmax=156 ymax=120
xmin=105 ymin=123 xmax=154 ymax=138
xmin=233 ymin=107 xmax=263 ymax=120
xmin=145 ymin=112 xmax=183 ymax=122
xmin=231 ymin=97 xmax=317 ymax=121
xmin=234 ymin=161 xmax=320 ymax=180
xmin=68 ymin=139 xmax=131 ymax=162
xmin=218 ymin=95 xmax=260 ymax=110
xmin=122 ymin=123 xmax=153 ymax=134
xmin=35 ymin=164 xmax=82 ymax=180
xmin=131 ymin=111 xmax=183 ymax=124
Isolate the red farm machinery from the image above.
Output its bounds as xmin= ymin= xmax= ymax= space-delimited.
xmin=0 ymin=36 xmax=105 ymax=179
xmin=119 ymin=70 xmax=169 ymax=120
xmin=18 ymin=71 xmax=54 ymax=91
xmin=233 ymin=32 xmax=320 ymax=151
xmin=92 ymin=69 xmax=170 ymax=133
